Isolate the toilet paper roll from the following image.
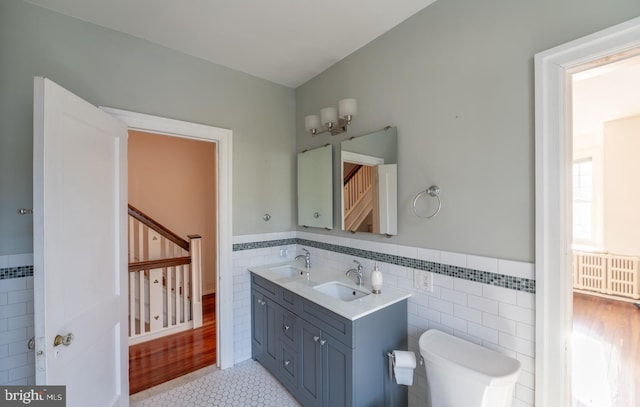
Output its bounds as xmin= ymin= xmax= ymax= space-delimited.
xmin=392 ymin=350 xmax=416 ymax=386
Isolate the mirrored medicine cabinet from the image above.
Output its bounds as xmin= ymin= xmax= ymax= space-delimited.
xmin=297 ymin=144 xmax=333 ymax=229
xmin=341 ymin=126 xmax=397 ymax=236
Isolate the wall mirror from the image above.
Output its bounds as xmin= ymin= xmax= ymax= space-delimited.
xmin=341 ymin=126 xmax=397 ymax=235
xmin=297 ymin=144 xmax=333 ymax=229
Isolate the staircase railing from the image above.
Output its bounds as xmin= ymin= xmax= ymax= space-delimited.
xmin=128 ymin=204 xmax=203 ymax=345
xmin=344 ymin=165 xmax=374 ymax=231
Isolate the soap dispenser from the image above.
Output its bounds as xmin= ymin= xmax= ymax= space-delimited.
xmin=371 ymin=262 xmax=383 ymax=294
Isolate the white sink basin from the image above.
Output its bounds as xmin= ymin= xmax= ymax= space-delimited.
xmin=313 ymin=281 xmax=370 ymax=302
xmin=267 ymin=265 xmax=306 ymax=279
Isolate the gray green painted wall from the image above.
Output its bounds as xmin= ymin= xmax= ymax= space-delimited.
xmin=0 ymin=0 xmax=296 ymax=256
xmin=295 ymin=0 xmax=640 ymax=262
xmin=3 ymin=0 xmax=640 ymax=264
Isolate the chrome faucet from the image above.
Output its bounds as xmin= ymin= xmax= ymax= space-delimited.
xmin=346 ymin=260 xmax=363 ymax=286
xmin=295 ymin=248 xmax=311 ymax=268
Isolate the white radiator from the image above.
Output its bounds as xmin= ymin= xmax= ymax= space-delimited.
xmin=574 ymin=251 xmax=640 ymax=299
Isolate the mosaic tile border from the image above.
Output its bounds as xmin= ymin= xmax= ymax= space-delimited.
xmin=234 ymin=238 xmax=536 ymax=294
xmin=0 ymin=266 xmax=34 ymax=280
xmin=1 ymin=240 xmax=534 ymax=292
xmin=233 ymin=238 xmax=297 ymax=251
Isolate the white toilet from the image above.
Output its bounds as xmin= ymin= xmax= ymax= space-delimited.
xmin=419 ymin=329 xmax=521 ymax=407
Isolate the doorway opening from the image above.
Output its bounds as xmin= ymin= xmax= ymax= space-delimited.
xmin=101 ymin=107 xmax=235 ymax=384
xmin=569 ymin=54 xmax=640 ymax=407
xmin=127 ymin=130 xmax=218 ymax=393
xmin=534 ymin=16 xmax=640 ymax=406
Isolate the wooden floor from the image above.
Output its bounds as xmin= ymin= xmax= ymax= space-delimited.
xmin=572 ymin=292 xmax=640 ymax=407
xmin=129 ymin=294 xmax=217 ymax=394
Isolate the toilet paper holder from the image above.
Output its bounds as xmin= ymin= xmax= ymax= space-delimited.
xmin=387 ymin=350 xmax=417 ymax=385
xmin=386 ymin=351 xmax=424 ymax=366
xmin=386 ymin=351 xmax=421 ymax=406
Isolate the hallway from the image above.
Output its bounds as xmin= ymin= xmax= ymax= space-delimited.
xmin=129 ymin=294 xmax=217 ymax=394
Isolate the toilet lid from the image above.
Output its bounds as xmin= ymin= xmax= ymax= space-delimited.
xmin=419 ymin=329 xmax=521 ymax=382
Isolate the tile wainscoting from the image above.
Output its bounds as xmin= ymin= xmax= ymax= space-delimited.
xmin=3 ymin=235 xmax=535 ymax=406
xmin=232 ymin=231 xmax=535 ymax=407
xmin=0 ymin=254 xmax=35 ymax=385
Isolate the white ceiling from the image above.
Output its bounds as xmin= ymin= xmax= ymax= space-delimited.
xmin=572 ymin=55 xmax=640 ymax=137
xmin=24 ymin=0 xmax=437 ymax=88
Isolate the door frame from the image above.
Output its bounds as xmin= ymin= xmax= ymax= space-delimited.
xmin=534 ymin=16 xmax=640 ymax=406
xmin=102 ymin=107 xmax=234 ymax=369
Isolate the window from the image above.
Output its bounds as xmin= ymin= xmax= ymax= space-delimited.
xmin=573 ymin=158 xmax=593 ymax=241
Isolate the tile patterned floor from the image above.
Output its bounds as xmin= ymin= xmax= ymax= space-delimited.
xmin=130 ymin=359 xmax=301 ymax=407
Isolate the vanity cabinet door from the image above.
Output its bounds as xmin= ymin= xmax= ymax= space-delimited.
xmin=251 ymin=289 xmax=278 ymax=370
xmin=251 ymin=289 xmax=265 ymax=355
xmin=298 ymin=318 xmax=353 ymax=407
xmin=299 ymin=319 xmax=323 ymax=407
xmin=323 ymin=335 xmax=352 ymax=407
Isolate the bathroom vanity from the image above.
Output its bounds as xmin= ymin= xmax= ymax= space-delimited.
xmin=249 ymin=262 xmax=410 ymax=407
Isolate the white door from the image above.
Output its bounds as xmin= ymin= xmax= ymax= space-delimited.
xmin=33 ymin=78 xmax=129 ymax=406
xmin=377 ymin=164 xmax=397 ymax=235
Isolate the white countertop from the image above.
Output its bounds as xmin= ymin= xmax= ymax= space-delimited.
xmin=248 ymin=261 xmax=411 ymax=321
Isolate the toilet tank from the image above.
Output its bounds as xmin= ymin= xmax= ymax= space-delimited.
xmin=419 ymin=329 xmax=521 ymax=407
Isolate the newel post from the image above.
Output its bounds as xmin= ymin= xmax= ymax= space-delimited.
xmin=188 ymin=235 xmax=203 ymax=328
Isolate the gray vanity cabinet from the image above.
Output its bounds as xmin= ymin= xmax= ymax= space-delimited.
xmin=250 ymin=272 xmax=407 ymax=407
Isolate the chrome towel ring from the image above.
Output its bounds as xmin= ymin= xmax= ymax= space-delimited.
xmin=412 ymin=185 xmax=441 ymax=219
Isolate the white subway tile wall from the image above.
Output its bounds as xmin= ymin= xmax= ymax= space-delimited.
xmin=3 ymin=234 xmax=534 ymax=406
xmin=232 ymin=232 xmax=535 ymax=407
xmin=0 ymin=254 xmax=35 ymax=386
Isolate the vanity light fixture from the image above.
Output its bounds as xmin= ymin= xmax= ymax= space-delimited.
xmin=304 ymin=98 xmax=357 ymax=136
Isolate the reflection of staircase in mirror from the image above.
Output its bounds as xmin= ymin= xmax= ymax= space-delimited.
xmin=344 ymin=165 xmax=375 ymax=232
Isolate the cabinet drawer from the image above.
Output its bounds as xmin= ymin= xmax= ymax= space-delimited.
xmin=280 ymin=309 xmax=297 ymax=346
xmin=251 ymin=273 xmax=278 ymax=300
xmin=278 ymin=341 xmax=298 ymax=389
xmin=279 ymin=287 xmax=298 ymax=312
xmin=300 ymin=298 xmax=352 ymax=347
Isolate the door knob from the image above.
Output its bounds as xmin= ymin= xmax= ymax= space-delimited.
xmin=53 ymin=333 xmax=74 ymax=347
